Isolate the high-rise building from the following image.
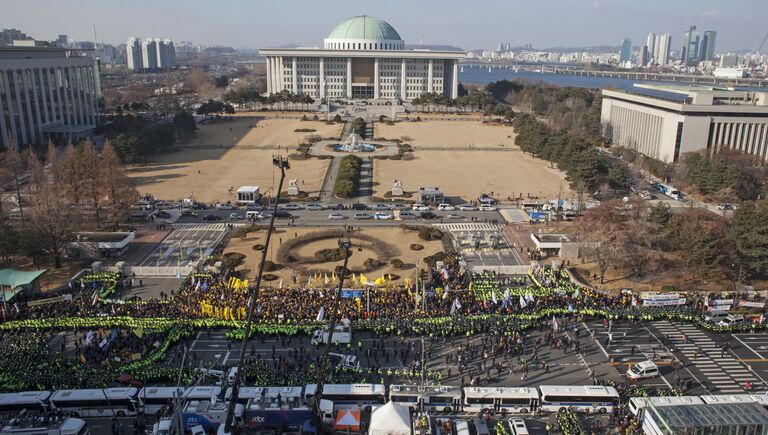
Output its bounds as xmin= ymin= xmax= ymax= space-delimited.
xmin=646 ymin=33 xmax=656 ymax=60
xmin=619 ymin=37 xmax=632 ymax=63
xmin=700 ymin=30 xmax=717 ymax=62
xmin=126 ymin=37 xmax=142 ymax=71
xmin=0 ymin=28 xmax=32 ymax=46
xmin=682 ymin=25 xmax=701 ymax=66
xmin=55 ymin=35 xmax=69 ymax=47
xmin=639 ymin=45 xmax=649 ymax=66
xmin=0 ymin=46 xmax=100 ymax=149
xmin=720 ymin=54 xmax=739 ymax=68
xmin=155 ymin=38 xmax=176 ymax=69
xmin=657 ymin=33 xmax=671 ymax=65
xmin=653 ymin=36 xmax=663 ymax=64
xmin=141 ymin=38 xmax=157 ymax=70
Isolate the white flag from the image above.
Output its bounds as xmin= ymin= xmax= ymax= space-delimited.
xmin=450 ymin=298 xmax=462 ymax=315
xmin=85 ymin=330 xmax=94 ymax=346
xmin=442 ymin=289 xmax=449 ymax=300
xmin=631 ymin=296 xmax=637 ymax=306
xmin=316 ymin=307 xmax=325 ymax=322
xmin=519 ymin=295 xmax=527 ymax=308
xmin=503 ymin=289 xmax=510 ymax=303
xmin=492 ymin=290 xmax=498 ymax=305
xmin=552 ymin=315 xmax=559 ymax=332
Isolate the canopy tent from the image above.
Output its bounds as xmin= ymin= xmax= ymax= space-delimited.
xmin=369 ymin=402 xmax=411 ymax=435
xmin=0 ymin=268 xmax=48 ymax=301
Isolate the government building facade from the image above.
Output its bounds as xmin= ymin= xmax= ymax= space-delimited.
xmin=260 ymin=16 xmax=465 ymax=101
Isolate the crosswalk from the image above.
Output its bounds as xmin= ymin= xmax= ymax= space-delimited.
xmin=172 ymin=223 xmax=233 ymax=231
xmin=654 ymin=320 xmax=757 ymax=393
xmin=435 ymin=223 xmax=501 ymax=232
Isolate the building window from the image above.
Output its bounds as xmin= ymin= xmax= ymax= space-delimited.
xmin=673 ymin=122 xmax=684 ymax=162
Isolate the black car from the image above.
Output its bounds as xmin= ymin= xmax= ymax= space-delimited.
xmin=155 ymin=210 xmax=171 ymax=219
xmin=202 ymin=214 xmax=221 ymax=221
xmin=192 ymin=202 xmax=208 ymax=210
xmin=351 ymin=203 xmax=368 ymax=210
xmin=274 ymin=211 xmax=294 ymax=219
xmin=421 ymin=211 xmax=437 ymax=219
xmin=328 ymin=203 xmax=346 ymax=210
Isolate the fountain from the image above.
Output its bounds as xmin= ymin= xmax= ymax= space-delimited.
xmin=333 ymin=133 xmax=377 ymax=153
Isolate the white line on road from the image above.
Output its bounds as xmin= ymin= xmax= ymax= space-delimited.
xmin=731 ymin=334 xmax=766 ymax=359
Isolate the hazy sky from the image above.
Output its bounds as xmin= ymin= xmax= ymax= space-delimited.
xmin=4 ymin=0 xmax=766 ymax=52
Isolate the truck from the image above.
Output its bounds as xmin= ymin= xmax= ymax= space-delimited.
xmin=243 ymin=388 xmax=333 ymax=432
xmin=657 ymin=183 xmax=681 ymax=200
xmin=310 ymin=319 xmax=352 ymax=346
xmin=182 ymin=398 xmax=244 ymax=432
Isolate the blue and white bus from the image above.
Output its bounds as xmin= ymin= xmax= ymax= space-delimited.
xmin=50 ymin=388 xmax=139 ymax=418
xmin=0 ymin=391 xmax=51 ymax=414
xmin=304 ymin=384 xmax=385 ymax=411
xmin=389 ymin=385 xmax=463 ymax=412
xmin=464 ymin=387 xmax=539 ymax=414
xmin=538 ymin=385 xmax=619 ymax=414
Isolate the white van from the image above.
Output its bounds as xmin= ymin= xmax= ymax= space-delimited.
xmin=454 ymin=421 xmax=471 ymax=435
xmin=627 ymin=361 xmax=659 ymax=381
xmin=245 ymin=211 xmax=263 ymax=220
xmin=705 ymin=311 xmax=730 ymax=323
xmin=718 ymin=314 xmax=745 ymax=327
xmin=508 ymin=418 xmax=529 ymax=435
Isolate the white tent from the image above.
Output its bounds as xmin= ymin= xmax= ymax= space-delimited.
xmin=369 ymin=402 xmax=412 ymax=435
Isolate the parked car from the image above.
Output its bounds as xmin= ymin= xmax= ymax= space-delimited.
xmin=704 ymin=310 xmax=730 ymax=323
xmin=328 ymin=213 xmax=345 ymax=220
xmin=421 ymin=211 xmax=437 ymax=219
xmin=155 ymin=210 xmax=172 ymax=219
xmin=459 ymin=204 xmax=477 ymax=211
xmin=369 ymin=203 xmax=390 ymax=211
xmin=282 ymin=203 xmax=303 ymax=210
xmin=390 ymin=203 xmax=408 ymax=211
xmin=328 ymin=203 xmax=346 ymax=210
xmin=202 ymin=214 xmax=221 ymax=221
xmin=351 ymin=203 xmax=368 ymax=210
xmin=274 ymin=211 xmax=294 ymax=219
xmin=180 ymin=209 xmax=197 ymax=217
xmin=478 ymin=194 xmax=498 ymax=205
xmin=354 ymin=212 xmax=372 ymax=220
xmin=399 ymin=211 xmax=418 ymax=219
xmin=245 ymin=204 xmax=264 ymax=211
xmin=412 ymin=203 xmax=430 ymax=211
xmin=191 ymin=202 xmax=208 ymax=210
xmin=718 ymin=314 xmax=745 ymax=327
xmin=229 ymin=212 xmax=243 ymax=220
xmin=306 ymin=203 xmax=324 ymax=211
xmin=446 ymin=213 xmax=464 ymax=219
xmin=155 ymin=201 xmax=174 ymax=209
xmin=479 ymin=204 xmax=497 ymax=211
xmin=437 ymin=203 xmax=455 ymax=211
xmin=374 ymin=212 xmax=393 ymax=220
xmin=216 ymin=203 xmax=234 ymax=210
xmin=626 ymin=361 xmax=659 ymax=381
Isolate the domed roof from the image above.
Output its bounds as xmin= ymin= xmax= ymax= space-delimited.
xmin=327 ymin=15 xmax=402 ymax=41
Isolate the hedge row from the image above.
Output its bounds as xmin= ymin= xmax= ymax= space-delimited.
xmin=333 ymin=155 xmax=361 ymax=198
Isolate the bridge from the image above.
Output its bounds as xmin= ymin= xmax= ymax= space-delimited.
xmin=538 ymin=65 xmax=768 ymax=88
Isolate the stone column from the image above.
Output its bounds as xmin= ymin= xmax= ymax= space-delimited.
xmin=451 ymin=60 xmax=459 ymax=99
xmin=21 ymin=69 xmax=37 ymax=143
xmin=3 ymin=70 xmax=19 ymax=146
xmin=292 ymin=57 xmax=298 ymax=94
xmin=28 ymin=69 xmax=44 ymax=142
xmin=428 ymin=59 xmax=434 ymax=93
xmin=46 ymin=69 xmax=58 ymax=122
xmin=12 ymin=70 xmax=29 ymax=144
xmin=319 ymin=57 xmax=325 ymax=99
xmin=374 ymin=58 xmax=380 ymax=99
xmin=346 ymin=57 xmax=352 ymax=98
xmin=400 ymin=58 xmax=407 ymax=101
xmin=36 ymin=68 xmax=50 ymax=125
xmin=266 ymin=57 xmax=272 ymax=95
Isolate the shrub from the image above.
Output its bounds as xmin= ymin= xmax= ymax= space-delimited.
xmin=333 ymin=155 xmax=361 ymax=198
xmin=423 ymin=252 xmax=448 ymax=267
xmin=222 ymin=252 xmax=246 ymax=270
xmin=410 ymin=244 xmax=424 ymax=251
xmin=418 ymin=227 xmax=444 ymax=241
xmin=390 ymin=259 xmax=405 ymax=269
xmin=263 ymin=260 xmax=282 ymax=272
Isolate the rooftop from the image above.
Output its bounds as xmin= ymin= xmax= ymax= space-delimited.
xmin=606 ymin=83 xmax=768 ymax=108
xmin=647 ymin=402 xmax=768 ymax=430
xmin=327 ymin=16 xmax=402 ymax=42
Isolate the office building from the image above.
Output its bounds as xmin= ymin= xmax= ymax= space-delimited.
xmin=140 ymin=38 xmax=157 ymax=70
xmin=657 ymin=33 xmax=671 ymax=65
xmin=155 ymin=39 xmax=176 ymax=69
xmin=126 ymin=37 xmax=176 ymax=72
xmin=682 ymin=25 xmax=701 ymax=66
xmin=720 ymin=54 xmax=740 ymax=68
xmin=646 ymin=33 xmax=656 ymax=60
xmin=700 ymin=30 xmax=717 ymax=62
xmin=0 ymin=47 xmax=100 ymax=149
xmin=619 ymin=37 xmax=632 ymax=63
xmin=638 ymin=46 xmax=649 ymax=67
xmin=126 ymin=37 xmax=141 ymax=71
xmin=260 ymin=15 xmax=465 ymax=101
xmin=0 ymin=28 xmax=32 ymax=46
xmin=601 ymin=84 xmax=768 ymax=163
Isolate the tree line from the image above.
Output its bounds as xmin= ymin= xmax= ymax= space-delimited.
xmin=1 ymin=141 xmax=139 ymax=268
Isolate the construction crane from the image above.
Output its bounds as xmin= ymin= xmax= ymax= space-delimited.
xmin=758 ymin=32 xmax=768 ymax=54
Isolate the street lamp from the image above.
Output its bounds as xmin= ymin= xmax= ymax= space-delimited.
xmin=222 ymin=155 xmax=290 ymax=435
xmin=311 ymin=234 xmax=352 ymax=431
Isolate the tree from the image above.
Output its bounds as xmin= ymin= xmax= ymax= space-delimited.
xmin=578 ymin=200 xmax=640 ymax=284
xmin=173 ymin=110 xmax=198 ymax=140
xmin=79 ymin=140 xmax=103 ymax=226
xmin=730 ymin=200 xmax=768 ymax=279
xmin=671 ymin=209 xmax=730 ymax=276
xmin=112 ymin=133 xmax=140 ymax=163
xmin=0 ymin=223 xmax=19 ymax=264
xmin=22 ymin=180 xmax=77 ymax=268
xmin=100 ymin=141 xmax=139 ymax=228
xmin=2 ymin=145 xmax=25 ymax=218
xmin=647 ymin=202 xmax=672 ymax=226
xmin=607 ymin=162 xmax=631 ymax=193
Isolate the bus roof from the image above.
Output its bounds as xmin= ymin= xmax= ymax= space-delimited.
xmin=390 ymin=385 xmax=462 ymax=395
xmin=51 ymin=388 xmax=138 ymax=401
xmin=700 ymin=394 xmax=768 ymax=405
xmin=226 ymin=386 xmax=303 ymax=400
xmin=539 ymin=385 xmax=619 ymax=396
xmin=304 ymin=384 xmax=385 ymax=396
xmin=0 ymin=391 xmax=51 ymax=404
xmin=630 ymin=396 xmax=704 ymax=407
xmin=464 ymin=387 xmax=538 ymax=399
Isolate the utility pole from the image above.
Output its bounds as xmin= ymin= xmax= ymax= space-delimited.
xmin=312 ymin=234 xmax=353 ymax=432
xmin=223 ymin=156 xmax=290 ymax=435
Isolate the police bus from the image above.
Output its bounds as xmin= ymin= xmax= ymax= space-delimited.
xmin=227 ymin=386 xmax=304 ymax=406
xmin=304 ymin=384 xmax=385 ymax=411
xmin=700 ymin=394 xmax=768 ymax=409
xmin=50 ymin=388 xmax=139 ymax=418
xmin=463 ymin=387 xmax=539 ymax=414
xmin=389 ymin=385 xmax=463 ymax=412
xmin=0 ymin=391 xmax=51 ymax=414
xmin=628 ymin=396 xmax=704 ymax=417
xmin=0 ymin=417 xmax=89 ymax=435
xmin=139 ymin=386 xmax=221 ymax=415
xmin=538 ymin=385 xmax=620 ymax=414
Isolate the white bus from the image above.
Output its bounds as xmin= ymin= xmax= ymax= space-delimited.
xmin=50 ymin=388 xmax=139 ymax=418
xmin=538 ymin=385 xmax=619 ymax=414
xmin=226 ymin=386 xmax=304 ymax=406
xmin=0 ymin=391 xmax=51 ymax=414
xmin=628 ymin=396 xmax=704 ymax=417
xmin=304 ymin=384 xmax=386 ymax=411
xmin=463 ymin=387 xmax=539 ymax=414
xmin=389 ymin=385 xmax=463 ymax=412
xmin=700 ymin=394 xmax=768 ymax=409
xmin=139 ymin=386 xmax=221 ymax=415
xmin=1 ymin=417 xmax=88 ymax=435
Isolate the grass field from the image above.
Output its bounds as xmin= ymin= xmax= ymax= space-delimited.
xmin=127 ymin=119 xmax=342 ymax=203
xmin=375 ymin=120 xmax=516 ymax=148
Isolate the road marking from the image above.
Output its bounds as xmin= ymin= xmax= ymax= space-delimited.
xmin=732 ymin=334 xmax=767 ymax=359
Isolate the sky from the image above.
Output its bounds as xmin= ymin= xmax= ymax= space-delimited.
xmin=4 ymin=0 xmax=767 ymax=52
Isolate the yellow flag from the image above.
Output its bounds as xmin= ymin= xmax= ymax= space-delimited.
xmin=360 ymin=274 xmax=368 ymax=285
xmin=324 ymin=274 xmax=330 ymax=285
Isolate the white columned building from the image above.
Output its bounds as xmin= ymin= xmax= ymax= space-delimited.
xmin=260 ymin=15 xmax=465 ymax=102
xmin=0 ymin=47 xmax=99 ymax=149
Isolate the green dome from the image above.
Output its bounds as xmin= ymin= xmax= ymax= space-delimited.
xmin=327 ymin=15 xmax=402 ymax=41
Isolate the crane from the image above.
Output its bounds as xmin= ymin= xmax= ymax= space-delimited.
xmin=758 ymin=32 xmax=768 ymax=54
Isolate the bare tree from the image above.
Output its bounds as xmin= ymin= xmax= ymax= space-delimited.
xmin=22 ymin=178 xmax=78 ymax=268
xmin=100 ymin=140 xmax=139 ymax=228
xmin=79 ymin=140 xmax=103 ymax=226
